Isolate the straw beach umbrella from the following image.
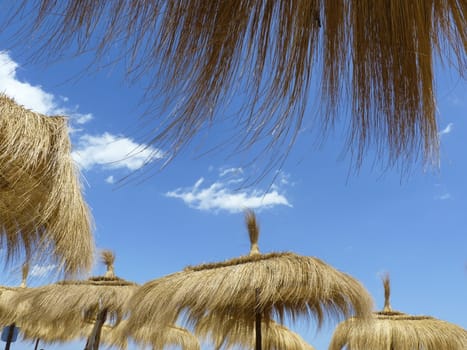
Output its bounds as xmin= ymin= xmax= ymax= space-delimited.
xmin=12 ymin=250 xmax=137 ymax=350
xmin=126 ymin=211 xmax=373 ymax=350
xmin=109 ymin=320 xmax=200 ymax=350
xmin=329 ymin=275 xmax=467 ymax=350
xmin=0 ymin=94 xmax=94 ymax=276
xmin=6 ymin=1 xmax=466 ymax=170
xmin=196 ymin=313 xmax=315 ymax=350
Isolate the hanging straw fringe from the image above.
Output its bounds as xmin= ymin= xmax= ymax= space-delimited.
xmin=5 ymin=1 xmax=466 ymax=171
xmin=0 ymin=94 xmax=94 ymax=276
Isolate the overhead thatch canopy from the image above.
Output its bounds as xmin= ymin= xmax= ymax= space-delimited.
xmin=109 ymin=320 xmax=200 ymax=350
xmin=12 ymin=251 xmax=138 ymax=350
xmin=4 ymin=1 xmax=466 ymax=171
xmin=329 ymin=275 xmax=467 ymax=350
xmin=196 ymin=313 xmax=315 ymax=350
xmin=0 ymin=94 xmax=94 ymax=276
xmin=126 ymin=211 xmax=373 ymax=349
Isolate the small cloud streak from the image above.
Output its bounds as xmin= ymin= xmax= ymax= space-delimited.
xmin=72 ymin=132 xmax=164 ymax=171
xmin=105 ymin=175 xmax=115 ymax=184
xmin=219 ymin=167 xmax=243 ymax=177
xmin=30 ymin=264 xmax=56 ymax=277
xmin=166 ymin=169 xmax=292 ymax=213
xmin=439 ymin=123 xmax=453 ymax=136
xmin=435 ymin=193 xmax=452 ymax=201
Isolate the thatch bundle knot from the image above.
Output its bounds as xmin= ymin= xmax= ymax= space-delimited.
xmin=20 ymin=262 xmax=29 ymax=288
xmin=245 ymin=210 xmax=260 ymax=256
xmin=101 ymin=250 xmax=115 ymax=278
xmin=382 ymin=274 xmax=392 ymax=312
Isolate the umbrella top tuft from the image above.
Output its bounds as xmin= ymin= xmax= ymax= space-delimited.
xmin=245 ymin=210 xmax=260 ymax=256
xmin=20 ymin=262 xmax=29 ymax=288
xmin=382 ymin=273 xmax=391 ymax=312
xmin=101 ymin=250 xmax=115 ymax=278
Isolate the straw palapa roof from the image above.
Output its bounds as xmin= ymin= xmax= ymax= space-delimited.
xmin=329 ymin=275 xmax=467 ymax=350
xmin=11 ymin=251 xmax=137 ymax=331
xmin=196 ymin=313 xmax=315 ymax=350
xmin=7 ymin=1 xmax=467 ymax=171
xmin=0 ymin=94 xmax=94 ymax=276
xmin=126 ymin=211 xmax=373 ymax=335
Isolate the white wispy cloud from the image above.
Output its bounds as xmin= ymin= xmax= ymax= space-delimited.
xmin=0 ymin=51 xmax=92 ymax=125
xmin=219 ymin=167 xmax=244 ymax=177
xmin=72 ymin=132 xmax=164 ymax=171
xmin=439 ymin=123 xmax=453 ymax=136
xmin=105 ymin=175 xmax=115 ymax=184
xmin=166 ymin=169 xmax=291 ymax=213
xmin=30 ymin=264 xmax=56 ymax=277
xmin=435 ymin=193 xmax=452 ymax=201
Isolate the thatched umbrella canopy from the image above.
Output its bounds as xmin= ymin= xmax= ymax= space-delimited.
xmin=126 ymin=211 xmax=373 ymax=350
xmin=12 ymin=250 xmax=138 ymax=350
xmin=5 ymin=1 xmax=466 ymax=170
xmin=329 ymin=275 xmax=467 ymax=350
xmin=109 ymin=320 xmax=200 ymax=350
xmin=0 ymin=94 xmax=94 ymax=276
xmin=196 ymin=313 xmax=315 ymax=350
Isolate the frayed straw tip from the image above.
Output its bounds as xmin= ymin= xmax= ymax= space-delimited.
xmin=382 ymin=273 xmax=391 ymax=312
xmin=245 ymin=210 xmax=260 ymax=255
xmin=101 ymin=250 xmax=116 ymax=278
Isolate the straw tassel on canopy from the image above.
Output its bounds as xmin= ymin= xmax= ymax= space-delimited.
xmin=0 ymin=94 xmax=94 ymax=276
xmin=125 ymin=210 xmax=373 ymax=350
xmin=329 ymin=274 xmax=467 ymax=350
xmin=5 ymin=1 xmax=466 ymax=171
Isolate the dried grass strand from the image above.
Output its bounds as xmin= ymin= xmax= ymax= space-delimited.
xmin=5 ymin=1 xmax=466 ymax=171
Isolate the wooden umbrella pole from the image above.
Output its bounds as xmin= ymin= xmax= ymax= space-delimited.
xmin=84 ymin=308 xmax=108 ymax=350
xmin=255 ymin=289 xmax=262 ymax=350
xmin=4 ymin=324 xmax=15 ymax=350
xmin=33 ymin=338 xmax=40 ymax=350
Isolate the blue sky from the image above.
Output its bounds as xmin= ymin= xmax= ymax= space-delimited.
xmin=0 ymin=21 xmax=466 ymax=350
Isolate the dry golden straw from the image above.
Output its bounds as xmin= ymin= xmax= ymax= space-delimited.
xmin=196 ymin=313 xmax=315 ymax=350
xmin=5 ymin=1 xmax=466 ymax=170
xmin=0 ymin=94 xmax=94 ymax=275
xmin=21 ymin=322 xmax=115 ymax=347
xmin=109 ymin=320 xmax=200 ymax=350
xmin=125 ymin=211 xmax=373 ymax=343
xmin=11 ymin=251 xmax=138 ymax=349
xmin=329 ymin=275 xmax=467 ymax=350
xmin=0 ymin=263 xmax=30 ymax=326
